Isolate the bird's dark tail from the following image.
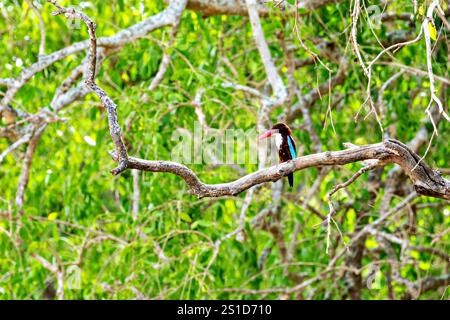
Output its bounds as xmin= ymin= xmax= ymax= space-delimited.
xmin=288 ymin=173 xmax=294 ymax=188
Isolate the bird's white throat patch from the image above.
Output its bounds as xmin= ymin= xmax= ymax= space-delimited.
xmin=274 ymin=133 xmax=282 ymax=149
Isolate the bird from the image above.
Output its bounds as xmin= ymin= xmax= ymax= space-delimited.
xmin=258 ymin=123 xmax=297 ymax=188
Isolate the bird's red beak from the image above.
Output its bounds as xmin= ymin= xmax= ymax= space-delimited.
xmin=258 ymin=130 xmax=273 ymax=140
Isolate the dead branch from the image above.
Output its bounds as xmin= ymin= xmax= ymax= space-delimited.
xmin=0 ymin=133 xmax=31 ymax=164
xmin=351 ymin=0 xmax=368 ymax=76
xmin=149 ymin=0 xmax=188 ymax=90
xmin=15 ymin=124 xmax=47 ymax=209
xmin=423 ymin=0 xmax=450 ymax=125
xmin=111 ymin=139 xmax=450 ymax=200
xmin=25 ymin=0 xmax=46 ymax=56
xmin=48 ymin=0 xmax=129 ymax=175
xmin=32 ymin=253 xmax=64 ymax=300
xmin=183 ymin=0 xmax=344 ymax=17
xmin=246 ymin=0 xmax=287 ymax=115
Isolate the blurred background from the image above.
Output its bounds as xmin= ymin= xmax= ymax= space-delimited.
xmin=0 ymin=0 xmax=449 ymax=299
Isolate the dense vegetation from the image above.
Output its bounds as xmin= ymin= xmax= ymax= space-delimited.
xmin=0 ymin=0 xmax=449 ymax=299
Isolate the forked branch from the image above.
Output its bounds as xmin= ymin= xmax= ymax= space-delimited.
xmin=111 ymin=139 xmax=450 ymax=200
xmin=48 ymin=0 xmax=129 ymax=175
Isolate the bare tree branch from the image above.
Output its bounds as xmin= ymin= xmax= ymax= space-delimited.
xmin=131 ymin=169 xmax=140 ymax=220
xmin=48 ymin=0 xmax=129 ymax=175
xmin=32 ymin=253 xmax=64 ymax=300
xmin=423 ymin=0 xmax=450 ymax=125
xmin=149 ymin=0 xmax=188 ymax=90
xmin=0 ymin=133 xmax=31 ymax=164
xmin=15 ymin=124 xmax=47 ymax=209
xmin=111 ymin=139 xmax=450 ymax=200
xmin=184 ymin=0 xmax=344 ymax=16
xmin=25 ymin=0 xmax=46 ymax=56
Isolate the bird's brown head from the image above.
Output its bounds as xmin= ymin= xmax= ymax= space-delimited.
xmin=271 ymin=123 xmax=292 ymax=136
xmin=258 ymin=122 xmax=292 ymax=140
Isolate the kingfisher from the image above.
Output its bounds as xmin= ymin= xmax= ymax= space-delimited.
xmin=258 ymin=123 xmax=297 ymax=188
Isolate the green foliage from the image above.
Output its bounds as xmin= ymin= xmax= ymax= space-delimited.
xmin=0 ymin=0 xmax=449 ymax=299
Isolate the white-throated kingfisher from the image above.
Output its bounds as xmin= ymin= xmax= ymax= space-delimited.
xmin=258 ymin=123 xmax=297 ymax=188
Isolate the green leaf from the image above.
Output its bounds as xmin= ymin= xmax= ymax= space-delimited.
xmin=418 ymin=5 xmax=424 ymax=16
xmin=365 ymin=237 xmax=378 ymax=249
xmin=428 ymin=22 xmax=437 ymax=41
xmin=419 ymin=261 xmax=431 ymax=270
xmin=47 ymin=212 xmax=58 ymax=221
xmin=180 ymin=212 xmax=192 ymax=223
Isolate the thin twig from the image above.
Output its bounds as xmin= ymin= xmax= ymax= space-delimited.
xmin=325 ymin=163 xmax=378 ymax=254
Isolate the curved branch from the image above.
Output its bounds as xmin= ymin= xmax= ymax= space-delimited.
xmin=111 ymin=139 xmax=450 ymax=200
xmin=25 ymin=0 xmax=46 ymax=56
xmin=149 ymin=0 xmax=187 ymax=90
xmin=15 ymin=124 xmax=47 ymax=209
xmin=184 ymin=0 xmax=344 ymax=16
xmin=48 ymin=0 xmax=129 ymax=175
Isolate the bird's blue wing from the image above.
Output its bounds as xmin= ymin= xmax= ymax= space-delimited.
xmin=287 ymin=135 xmax=296 ymax=159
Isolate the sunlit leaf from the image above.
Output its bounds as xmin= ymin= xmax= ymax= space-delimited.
xmin=47 ymin=212 xmax=58 ymax=221
xmin=428 ymin=22 xmax=437 ymax=41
